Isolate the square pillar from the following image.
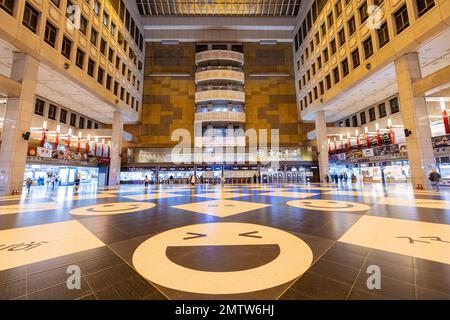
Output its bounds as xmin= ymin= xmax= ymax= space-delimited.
xmin=108 ymin=111 xmax=123 ymax=186
xmin=0 ymin=53 xmax=39 ymax=195
xmin=394 ymin=53 xmax=436 ymax=189
xmin=315 ymin=111 xmax=329 ymax=183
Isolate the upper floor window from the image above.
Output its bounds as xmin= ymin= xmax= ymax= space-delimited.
xmin=320 ymin=23 xmax=327 ymax=37
xmin=87 ymin=119 xmax=92 ymax=129
xmin=378 ymin=21 xmax=389 ymax=48
xmin=351 ymin=48 xmax=360 ymax=68
xmin=79 ymin=117 xmax=85 ymax=129
xmin=317 ymin=56 xmax=322 ymax=69
xmin=323 ymin=47 xmax=329 ymax=63
xmin=417 ymin=0 xmax=435 ymax=17
xmin=352 ymin=115 xmax=358 ymax=127
xmin=345 ymin=118 xmax=351 ymax=127
xmin=369 ymin=107 xmax=376 ymax=121
xmin=80 ymin=16 xmax=88 ymax=35
xmin=338 ymin=29 xmax=346 ymax=47
xmin=50 ymin=0 xmax=60 ymax=8
xmin=60 ymin=109 xmax=67 ymax=123
xmin=34 ymin=99 xmax=45 ymax=116
xmin=48 ymin=104 xmax=57 ymax=120
xmin=93 ymin=0 xmax=100 ymax=16
xmin=23 ymin=2 xmax=40 ymax=34
xmin=390 ymin=97 xmax=400 ymax=113
xmin=342 ymin=58 xmax=349 ymax=77
xmin=347 ymin=16 xmax=356 ymax=36
xmin=0 ymin=0 xmax=14 ymax=15
xmin=378 ymin=103 xmax=387 ymax=118
xmin=326 ymin=74 xmax=332 ymax=89
xmin=76 ymin=48 xmax=85 ymax=69
xmin=111 ymin=22 xmax=116 ymax=37
xmin=70 ymin=113 xmax=77 ymax=126
xmin=100 ymin=38 xmax=107 ymax=55
xmin=97 ymin=66 xmax=104 ymax=84
xmin=359 ymin=2 xmax=368 ymax=24
xmin=335 ymin=1 xmax=343 ymax=18
xmin=363 ymin=36 xmax=374 ymax=59
xmin=44 ymin=21 xmax=57 ymax=48
xmin=103 ymin=10 xmax=109 ymax=27
xmin=90 ymin=28 xmax=98 ymax=46
xmin=394 ymin=4 xmax=410 ymax=34
xmin=87 ymin=58 xmax=95 ymax=77
xmin=360 ymin=111 xmax=367 ymax=125
xmin=61 ymin=36 xmax=72 ymax=59
xmin=333 ymin=67 xmax=340 ymax=84
xmin=327 ymin=12 xmax=334 ymax=28
xmin=330 ymin=39 xmax=337 ymax=55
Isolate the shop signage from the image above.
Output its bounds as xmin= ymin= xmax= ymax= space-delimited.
xmin=27 ymin=146 xmax=109 ymax=166
xmin=331 ymin=143 xmax=408 ymax=163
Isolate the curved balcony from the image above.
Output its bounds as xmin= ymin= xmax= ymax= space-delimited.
xmin=195 ymin=50 xmax=244 ymax=66
xmin=195 ymin=89 xmax=245 ymax=104
xmin=195 ymin=68 xmax=244 ymax=84
xmin=195 ymin=111 xmax=246 ymax=123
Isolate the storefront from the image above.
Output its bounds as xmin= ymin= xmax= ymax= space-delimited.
xmin=223 ymin=165 xmax=258 ymax=184
xmin=158 ymin=166 xmax=195 ymax=184
xmin=120 ymin=167 xmax=157 ymax=184
xmin=24 ymin=164 xmax=99 ymax=186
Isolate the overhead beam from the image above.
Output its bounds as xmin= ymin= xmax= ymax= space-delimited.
xmin=0 ymin=74 xmax=22 ymax=98
xmin=412 ymin=64 xmax=450 ymax=97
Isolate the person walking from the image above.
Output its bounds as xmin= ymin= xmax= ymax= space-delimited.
xmin=74 ymin=173 xmax=80 ymax=192
xmin=144 ymin=175 xmax=149 ymax=188
xmin=190 ymin=174 xmax=196 ymax=188
xmin=51 ymin=175 xmax=56 ymax=190
xmin=429 ymin=169 xmax=441 ymax=191
xmin=25 ymin=177 xmax=33 ymax=194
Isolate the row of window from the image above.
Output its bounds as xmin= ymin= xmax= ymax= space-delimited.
xmin=298 ymin=0 xmax=435 ymax=109
xmin=336 ymin=97 xmax=400 ymax=128
xmin=34 ymin=98 xmax=100 ymax=129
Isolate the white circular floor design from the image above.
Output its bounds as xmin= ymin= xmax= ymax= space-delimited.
xmin=70 ymin=202 xmax=155 ymax=216
xmin=287 ymin=199 xmax=371 ymax=212
xmin=132 ymin=222 xmax=313 ymax=295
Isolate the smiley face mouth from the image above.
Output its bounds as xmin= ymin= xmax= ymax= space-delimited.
xmin=300 ymin=201 xmax=354 ymax=209
xmin=165 ymin=244 xmax=281 ymax=272
xmin=86 ymin=204 xmax=141 ymax=213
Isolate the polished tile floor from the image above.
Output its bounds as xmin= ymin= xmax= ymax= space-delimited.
xmin=1 ymin=182 xmax=449 ymax=300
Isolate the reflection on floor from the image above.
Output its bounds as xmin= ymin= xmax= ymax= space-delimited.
xmin=0 ymin=182 xmax=449 ymax=300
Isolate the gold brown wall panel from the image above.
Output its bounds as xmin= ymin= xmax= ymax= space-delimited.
xmin=138 ymin=43 xmax=196 ymax=147
xmin=244 ymin=43 xmax=306 ymax=147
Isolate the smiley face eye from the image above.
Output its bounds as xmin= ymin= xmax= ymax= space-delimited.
xmin=239 ymin=231 xmax=262 ymax=239
xmin=183 ymin=232 xmax=207 ymax=240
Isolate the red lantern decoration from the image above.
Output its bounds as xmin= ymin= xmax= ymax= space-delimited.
xmin=442 ymin=103 xmax=450 ymax=135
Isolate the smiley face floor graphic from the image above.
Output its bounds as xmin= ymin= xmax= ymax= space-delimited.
xmin=132 ymin=222 xmax=313 ymax=295
xmin=70 ymin=202 xmax=155 ymax=216
xmin=287 ymin=199 xmax=372 ymax=212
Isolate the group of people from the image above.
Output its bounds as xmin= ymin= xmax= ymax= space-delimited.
xmin=326 ymin=172 xmax=357 ymax=184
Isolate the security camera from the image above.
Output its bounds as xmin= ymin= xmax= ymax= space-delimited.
xmin=22 ymin=132 xmax=31 ymax=140
xmin=64 ymin=62 xmax=70 ymax=69
xmin=365 ymin=63 xmax=371 ymax=70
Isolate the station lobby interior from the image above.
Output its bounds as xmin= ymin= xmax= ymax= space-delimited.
xmin=1 ymin=0 xmax=450 ymax=301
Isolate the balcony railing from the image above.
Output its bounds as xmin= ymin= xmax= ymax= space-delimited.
xmin=195 ymin=111 xmax=246 ymax=123
xmin=195 ymin=50 xmax=244 ymax=66
xmin=195 ymin=89 xmax=245 ymax=103
xmin=195 ymin=69 xmax=244 ymax=84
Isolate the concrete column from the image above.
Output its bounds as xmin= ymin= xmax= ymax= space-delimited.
xmin=0 ymin=53 xmax=39 ymax=195
xmin=315 ymin=110 xmax=329 ymax=183
xmin=108 ymin=111 xmax=123 ymax=186
xmin=394 ymin=53 xmax=436 ymax=189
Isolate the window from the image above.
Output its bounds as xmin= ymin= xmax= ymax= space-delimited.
xmin=323 ymin=48 xmax=329 ymax=63
xmin=363 ymin=36 xmax=374 ymax=58
xmin=61 ymin=36 xmax=72 ymax=59
xmin=345 ymin=118 xmax=351 ymax=127
xmin=87 ymin=119 xmax=92 ymax=129
xmin=360 ymin=111 xmax=367 ymax=125
xmin=48 ymin=104 xmax=57 ymax=120
xmin=351 ymin=48 xmax=360 ymax=68
xmin=90 ymin=28 xmax=98 ymax=46
xmin=80 ymin=16 xmax=88 ymax=35
xmin=23 ymin=2 xmax=40 ymax=34
xmin=394 ymin=4 xmax=410 ymax=34
xmin=377 ymin=21 xmax=389 ymax=48
xmin=0 ymin=0 xmax=14 ymax=15
xmin=313 ymin=87 xmax=318 ymax=100
xmin=321 ymin=23 xmax=327 ymax=37
xmin=315 ymin=33 xmax=320 ymax=45
xmin=308 ymin=92 xmax=312 ymax=104
xmin=333 ymin=67 xmax=340 ymax=84
xmin=319 ymin=81 xmax=325 ymax=95
xmin=326 ymin=74 xmax=332 ymax=89
xmin=108 ymin=48 xmax=114 ymax=62
xmin=106 ymin=74 xmax=112 ymax=90
xmin=417 ymin=0 xmax=435 ymax=17
xmin=342 ymin=58 xmax=349 ymax=77
xmin=307 ymin=69 xmax=311 ymax=81
xmin=94 ymin=122 xmax=99 ymax=129
xmin=87 ymin=58 xmax=95 ymax=77
xmin=60 ymin=109 xmax=67 ymax=123
xmin=390 ymin=97 xmax=400 ymax=113
xmin=44 ymin=21 xmax=57 ymax=48
xmin=115 ymin=56 xmax=121 ymax=69
xmin=327 ymin=12 xmax=334 ymax=28
xmin=65 ymin=1 xmax=73 ymax=18
xmin=359 ymin=2 xmax=368 ymax=24
xmin=110 ymin=22 xmax=116 ymax=37
xmin=335 ymin=1 xmax=342 ymax=18
xmin=100 ymin=38 xmax=106 ymax=55
xmin=310 ymin=41 xmax=314 ymax=52
xmin=338 ymin=29 xmax=345 ymax=47
xmin=113 ymin=81 xmax=119 ymax=95
xmin=79 ymin=117 xmax=85 ymax=129
xmin=70 ymin=113 xmax=77 ymax=126
xmin=378 ymin=103 xmax=387 ymax=118
xmin=312 ymin=63 xmax=316 ymax=76
xmin=97 ymin=67 xmax=104 ymax=84
xmin=34 ymin=99 xmax=45 ymax=116
xmin=102 ymin=10 xmax=109 ymax=27
xmin=330 ymin=39 xmax=337 ymax=55
xmin=76 ymin=48 xmax=84 ymax=69
xmin=369 ymin=107 xmax=376 ymax=121
xmin=120 ymin=87 xmax=125 ymax=100
xmin=352 ymin=115 xmax=358 ymax=127
xmin=122 ymin=63 xmax=126 ymax=76
xmin=317 ymin=56 xmax=322 ymax=69
xmin=347 ymin=16 xmax=356 ymax=36
xmin=93 ymin=0 xmax=100 ymax=16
